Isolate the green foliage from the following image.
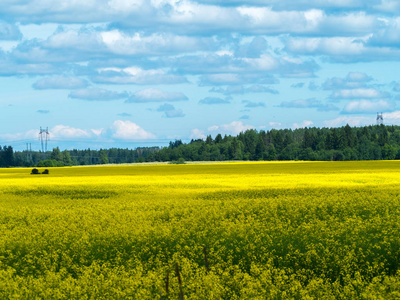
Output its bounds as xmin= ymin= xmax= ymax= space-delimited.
xmin=99 ymin=149 xmax=109 ymax=164
xmin=0 ymin=145 xmax=14 ymax=167
xmin=37 ymin=159 xmax=64 ymax=167
xmin=169 ymin=157 xmax=186 ymax=164
xmin=153 ymin=124 xmax=400 ymax=162
xmin=51 ymin=147 xmax=63 ymax=161
xmin=30 ymin=168 xmax=39 ymax=174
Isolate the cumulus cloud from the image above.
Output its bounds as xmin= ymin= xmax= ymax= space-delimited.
xmin=190 ymin=128 xmax=206 ymax=140
xmin=342 ymin=100 xmax=395 ymax=114
xmin=383 ymin=111 xmax=400 ymax=125
xmin=69 ymin=87 xmax=128 ymax=101
xmin=323 ymin=116 xmax=373 ymax=127
xmin=92 ymin=67 xmax=187 ymax=85
xmin=269 ymin=122 xmax=282 ymax=128
xmin=285 ymin=36 xmax=367 ymax=60
xmin=200 ymin=73 xmax=247 ymax=86
xmin=51 ymin=125 xmax=93 ymax=139
xmin=110 ymin=120 xmax=156 ymax=140
xmin=126 ymin=88 xmax=188 ymax=103
xmin=392 ymin=81 xmax=400 ymax=92
xmin=285 ymin=34 xmax=400 ymax=62
xmin=0 ymin=58 xmax=58 ymax=76
xmin=5 ymin=121 xmax=156 ymax=143
xmin=278 ymin=98 xmax=339 ymax=111
xmin=374 ymin=0 xmax=400 ymax=14
xmin=0 ymin=129 xmax=38 ymax=141
xmin=322 ymin=72 xmax=373 ymax=91
xmin=293 ymin=120 xmax=314 ymax=129
xmin=291 ymin=82 xmax=305 ymax=88
xmin=199 ymin=97 xmax=230 ymax=105
xmin=242 ymin=100 xmax=265 ymax=108
xmin=100 ymin=30 xmax=215 ymax=56
xmin=174 ymin=53 xmax=318 ymax=78
xmin=33 ymin=75 xmax=88 ymax=90
xmin=156 ymin=103 xmax=185 ymax=118
xmin=208 ymin=121 xmax=253 ymax=135
xmin=368 ymin=17 xmax=400 ymax=47
xmin=234 ymin=36 xmax=268 ymax=58
xmin=0 ymin=22 xmax=22 ymax=40
xmin=209 ymin=84 xmax=279 ymax=95
xmin=330 ymin=88 xmax=386 ymax=99
xmin=0 ymin=1 xmax=383 ymax=37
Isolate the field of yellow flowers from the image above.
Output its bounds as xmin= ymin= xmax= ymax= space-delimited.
xmin=1 ymin=161 xmax=400 ymax=299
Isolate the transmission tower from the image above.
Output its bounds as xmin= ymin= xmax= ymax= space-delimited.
xmin=377 ymin=113 xmax=383 ymax=125
xmin=39 ymin=127 xmax=50 ymax=153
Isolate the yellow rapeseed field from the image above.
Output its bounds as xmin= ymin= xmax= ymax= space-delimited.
xmin=1 ymin=161 xmax=400 ymax=299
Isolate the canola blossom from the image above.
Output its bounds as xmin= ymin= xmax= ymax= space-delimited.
xmin=1 ymin=161 xmax=400 ymax=299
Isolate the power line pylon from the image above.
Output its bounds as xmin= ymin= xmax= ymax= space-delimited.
xmin=39 ymin=127 xmax=50 ymax=153
xmin=377 ymin=113 xmax=383 ymax=125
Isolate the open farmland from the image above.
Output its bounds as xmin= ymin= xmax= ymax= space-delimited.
xmin=1 ymin=161 xmax=400 ymax=299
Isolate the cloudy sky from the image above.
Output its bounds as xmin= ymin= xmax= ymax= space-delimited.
xmin=2 ymin=0 xmax=400 ymax=150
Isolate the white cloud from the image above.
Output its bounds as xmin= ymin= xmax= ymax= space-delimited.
xmin=243 ymin=55 xmax=279 ymax=71
xmin=331 ymin=88 xmax=385 ymax=99
xmin=0 ymin=22 xmax=22 ymax=40
xmin=383 ymin=111 xmax=400 ymax=124
xmin=190 ymin=128 xmax=206 ymax=140
xmin=200 ymin=73 xmax=244 ymax=85
xmin=0 ymin=129 xmax=37 ymax=141
xmin=93 ymin=66 xmax=187 ymax=85
xmin=293 ymin=120 xmax=314 ymax=129
xmin=33 ymin=75 xmax=88 ymax=89
xmin=279 ymin=98 xmax=339 ymax=111
xmin=156 ymin=103 xmax=185 ymax=118
xmin=374 ymin=1 xmax=400 ymax=14
xmin=164 ymin=109 xmax=185 ymax=118
xmin=45 ymin=29 xmax=105 ymax=52
xmin=243 ymin=100 xmax=265 ymax=108
xmin=51 ymin=125 xmax=93 ymax=139
xmin=199 ymin=97 xmax=230 ymax=105
xmin=323 ymin=72 xmax=373 ymax=90
xmin=101 ymin=30 xmax=213 ymax=55
xmin=285 ymin=36 xmax=366 ymax=57
xmin=0 ymin=121 xmax=155 ymax=144
xmin=323 ymin=116 xmax=373 ymax=127
xmin=126 ymin=88 xmax=188 ymax=103
xmin=342 ymin=100 xmax=395 ymax=114
xmin=269 ymin=122 xmax=282 ymax=128
xmin=111 ymin=120 xmax=156 ymax=140
xmin=368 ymin=17 xmax=400 ymax=47
xmin=208 ymin=121 xmax=253 ymax=135
xmin=69 ymin=88 xmax=128 ymax=101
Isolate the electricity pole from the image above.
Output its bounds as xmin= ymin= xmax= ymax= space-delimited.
xmin=39 ymin=127 xmax=50 ymax=156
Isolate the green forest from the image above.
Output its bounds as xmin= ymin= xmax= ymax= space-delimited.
xmin=4 ymin=124 xmax=400 ymax=167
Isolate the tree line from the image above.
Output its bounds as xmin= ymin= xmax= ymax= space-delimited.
xmin=151 ymin=124 xmax=400 ymax=162
xmin=4 ymin=124 xmax=400 ymax=167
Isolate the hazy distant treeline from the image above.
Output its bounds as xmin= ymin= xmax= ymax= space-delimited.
xmin=13 ymin=147 xmax=160 ymax=167
xmin=6 ymin=124 xmax=400 ymax=167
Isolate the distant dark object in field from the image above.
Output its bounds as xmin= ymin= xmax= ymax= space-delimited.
xmin=31 ymin=168 xmax=40 ymax=175
xmin=31 ymin=168 xmax=49 ymax=175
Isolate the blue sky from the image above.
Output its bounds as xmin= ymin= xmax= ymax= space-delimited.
xmin=2 ymin=0 xmax=400 ymax=150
